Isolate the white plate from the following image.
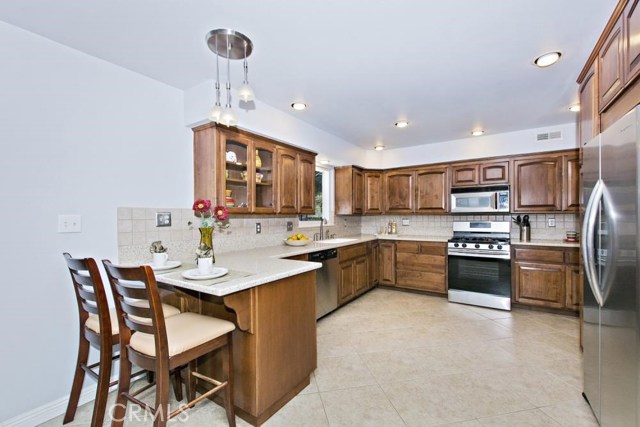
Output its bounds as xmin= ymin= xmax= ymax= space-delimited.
xmin=181 ymin=267 xmax=229 ymax=280
xmin=146 ymin=260 xmax=182 ymax=271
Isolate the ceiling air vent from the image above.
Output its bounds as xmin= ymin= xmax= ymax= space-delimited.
xmin=536 ymin=130 xmax=563 ymax=142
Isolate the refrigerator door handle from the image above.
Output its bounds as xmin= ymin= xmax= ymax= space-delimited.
xmin=582 ymin=178 xmax=605 ymax=307
xmin=598 ymin=183 xmax=618 ymax=305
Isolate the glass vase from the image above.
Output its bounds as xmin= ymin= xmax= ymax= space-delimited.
xmin=198 ymin=227 xmax=215 ymax=264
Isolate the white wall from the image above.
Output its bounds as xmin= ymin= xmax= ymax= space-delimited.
xmin=380 ymin=123 xmax=578 ymax=168
xmin=0 ymin=22 xmax=192 ymax=423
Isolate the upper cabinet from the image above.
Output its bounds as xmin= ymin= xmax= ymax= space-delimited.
xmin=578 ymin=0 xmax=640 ymax=130
xmin=193 ymin=123 xmax=316 ymax=215
xmin=385 ymin=170 xmax=415 ymax=213
xmin=451 ymin=160 xmax=509 ymax=187
xmin=415 ymin=166 xmax=449 ymax=214
xmin=511 ymin=150 xmax=578 ymax=213
xmin=364 ymin=171 xmax=384 ymax=215
xmin=512 ymin=154 xmax=563 ymax=212
xmin=599 ymin=16 xmax=625 ymax=110
xmin=335 ymin=166 xmax=364 ymax=215
xmin=578 ymin=60 xmax=599 ymax=146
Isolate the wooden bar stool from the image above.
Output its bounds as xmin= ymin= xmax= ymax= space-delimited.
xmin=102 ymin=260 xmax=236 ymax=427
xmin=63 ymin=254 xmax=181 ymax=427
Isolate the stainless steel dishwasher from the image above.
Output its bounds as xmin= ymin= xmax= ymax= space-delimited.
xmin=308 ymin=248 xmax=338 ymax=319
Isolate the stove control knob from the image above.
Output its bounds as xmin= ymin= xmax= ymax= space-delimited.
xmin=461 ymin=243 xmax=467 ymax=248
xmin=474 ymin=244 xmax=480 ymax=249
xmin=488 ymin=244 xmax=494 ymax=249
xmin=497 ymin=245 xmax=503 ymax=250
xmin=454 ymin=243 xmax=459 ymax=248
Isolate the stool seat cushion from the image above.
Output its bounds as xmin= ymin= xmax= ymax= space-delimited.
xmin=85 ymin=303 xmax=180 ymax=335
xmin=129 ymin=312 xmax=235 ymax=357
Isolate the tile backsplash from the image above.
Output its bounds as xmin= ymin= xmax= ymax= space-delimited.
xmin=117 ymin=207 xmax=578 ymax=263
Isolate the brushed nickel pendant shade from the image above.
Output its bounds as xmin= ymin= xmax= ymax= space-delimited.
xmin=206 ymin=29 xmax=255 ymax=127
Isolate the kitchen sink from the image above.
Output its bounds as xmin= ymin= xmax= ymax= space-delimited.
xmin=316 ymin=238 xmax=358 ymax=244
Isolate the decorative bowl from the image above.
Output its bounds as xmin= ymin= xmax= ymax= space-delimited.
xmin=284 ymin=239 xmax=310 ymax=247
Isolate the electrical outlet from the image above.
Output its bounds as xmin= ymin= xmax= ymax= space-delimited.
xmin=58 ymin=214 xmax=82 ymax=233
xmin=155 ymin=212 xmax=171 ymax=227
xmin=548 ymin=218 xmax=556 ymax=227
xmin=286 ymin=221 xmax=293 ymax=232
xmin=256 ymin=222 xmax=261 ymax=234
xmin=402 ymin=218 xmax=410 ymax=226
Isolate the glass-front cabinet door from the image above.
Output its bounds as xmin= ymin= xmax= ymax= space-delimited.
xmin=219 ymin=131 xmax=251 ymax=214
xmin=253 ymin=140 xmax=275 ymax=213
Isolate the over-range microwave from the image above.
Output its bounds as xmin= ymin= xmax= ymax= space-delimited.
xmin=450 ymin=185 xmax=510 ymax=214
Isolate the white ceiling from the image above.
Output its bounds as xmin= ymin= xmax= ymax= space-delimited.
xmin=0 ymin=1 xmax=618 ymax=149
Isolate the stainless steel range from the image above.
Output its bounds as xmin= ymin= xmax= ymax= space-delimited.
xmin=447 ymin=221 xmax=512 ymax=311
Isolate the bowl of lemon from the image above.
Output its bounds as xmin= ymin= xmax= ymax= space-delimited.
xmin=284 ymin=233 xmax=311 ymax=246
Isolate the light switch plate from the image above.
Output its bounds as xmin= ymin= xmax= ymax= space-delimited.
xmin=402 ymin=218 xmax=410 ymax=226
xmin=58 ymin=214 xmax=82 ymax=233
xmin=548 ymin=218 xmax=556 ymax=227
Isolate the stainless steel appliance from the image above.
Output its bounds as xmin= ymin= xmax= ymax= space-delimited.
xmin=582 ymin=106 xmax=640 ymax=426
xmin=447 ymin=221 xmax=511 ymax=310
xmin=450 ymin=185 xmax=510 ymax=214
xmin=308 ymin=248 xmax=338 ymax=319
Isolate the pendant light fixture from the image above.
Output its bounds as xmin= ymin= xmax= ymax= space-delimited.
xmin=206 ymin=29 xmax=254 ymax=126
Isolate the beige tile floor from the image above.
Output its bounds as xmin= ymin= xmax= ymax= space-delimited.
xmin=41 ymin=288 xmax=597 ymax=427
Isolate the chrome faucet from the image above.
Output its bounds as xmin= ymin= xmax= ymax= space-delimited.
xmin=319 ymin=217 xmax=326 ymax=241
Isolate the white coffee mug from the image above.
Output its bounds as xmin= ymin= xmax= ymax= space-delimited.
xmin=197 ymin=257 xmax=213 ymax=274
xmin=152 ymin=252 xmax=168 ymax=267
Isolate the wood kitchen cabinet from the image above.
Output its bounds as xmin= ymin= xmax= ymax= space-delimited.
xmin=368 ymin=241 xmax=380 ymax=285
xmin=385 ymin=166 xmax=448 ymax=214
xmin=298 ymin=152 xmax=316 ymax=214
xmin=385 ymin=170 xmax=414 ymax=213
xmin=276 ymin=147 xmax=316 ymax=215
xmin=335 ymin=166 xmax=364 ymax=215
xmin=378 ymin=241 xmax=396 ymax=285
xmin=625 ymin=0 xmax=640 ymax=85
xmin=599 ymin=15 xmax=625 ymax=111
xmin=193 ymin=123 xmax=316 ymax=215
xmin=415 ymin=166 xmax=449 ymax=213
xmin=578 ymin=60 xmax=599 ymax=147
xmin=451 ymin=160 xmax=509 ymax=187
xmin=338 ymin=244 xmax=369 ymax=305
xmin=395 ymin=241 xmax=447 ymax=294
xmin=563 ymin=152 xmax=581 ymax=212
xmin=512 ymin=246 xmax=580 ymax=312
xmin=364 ymin=170 xmax=384 ymax=214
xmin=512 ymin=153 xmax=563 ymax=212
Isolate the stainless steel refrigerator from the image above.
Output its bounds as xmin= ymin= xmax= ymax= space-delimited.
xmin=582 ymin=105 xmax=639 ymax=426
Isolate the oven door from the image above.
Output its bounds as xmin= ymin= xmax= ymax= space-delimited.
xmin=447 ymin=253 xmax=512 ymax=310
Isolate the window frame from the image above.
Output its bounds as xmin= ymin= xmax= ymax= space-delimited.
xmin=298 ymin=165 xmax=335 ymax=228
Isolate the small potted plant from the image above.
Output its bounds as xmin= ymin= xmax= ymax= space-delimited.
xmin=149 ymin=241 xmax=168 ymax=267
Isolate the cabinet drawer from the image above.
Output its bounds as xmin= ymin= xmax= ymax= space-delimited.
xmin=565 ymin=249 xmax=580 ymax=265
xmin=396 ymin=241 xmax=420 ymax=253
xmin=513 ymin=247 xmax=564 ymax=264
xmin=339 ymin=244 xmax=367 ymax=261
xmin=396 ymin=252 xmax=445 ymax=273
xmin=396 ymin=270 xmax=446 ymax=293
xmin=419 ymin=242 xmax=446 ymax=256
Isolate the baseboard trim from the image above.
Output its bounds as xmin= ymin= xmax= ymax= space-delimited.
xmin=0 ymin=382 xmax=118 ymax=427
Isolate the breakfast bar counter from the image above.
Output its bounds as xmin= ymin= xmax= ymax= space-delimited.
xmin=150 ymin=248 xmax=323 ymax=426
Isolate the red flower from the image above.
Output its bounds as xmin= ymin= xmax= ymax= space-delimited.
xmin=192 ymin=199 xmax=212 ymax=214
xmin=213 ymin=205 xmax=229 ymax=221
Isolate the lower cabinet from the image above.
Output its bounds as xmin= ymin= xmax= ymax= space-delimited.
xmin=512 ymin=246 xmax=581 ymax=311
xmin=368 ymin=241 xmax=380 ymax=285
xmin=395 ymin=241 xmax=447 ymax=294
xmin=338 ymin=244 xmax=369 ymax=305
xmin=379 ymin=241 xmax=396 ymax=285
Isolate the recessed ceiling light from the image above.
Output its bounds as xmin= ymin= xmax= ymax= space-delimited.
xmin=471 ymin=130 xmax=484 ymax=136
xmin=394 ymin=120 xmax=409 ymax=128
xmin=291 ymin=102 xmax=307 ymax=111
xmin=568 ymin=104 xmax=581 ymax=112
xmin=533 ymin=51 xmax=562 ymax=68
xmin=374 ymin=144 xmax=385 ymax=151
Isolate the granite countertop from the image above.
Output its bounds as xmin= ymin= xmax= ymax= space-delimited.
xmin=511 ymin=239 xmax=580 ymax=248
xmin=153 ymin=234 xmax=449 ymax=296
